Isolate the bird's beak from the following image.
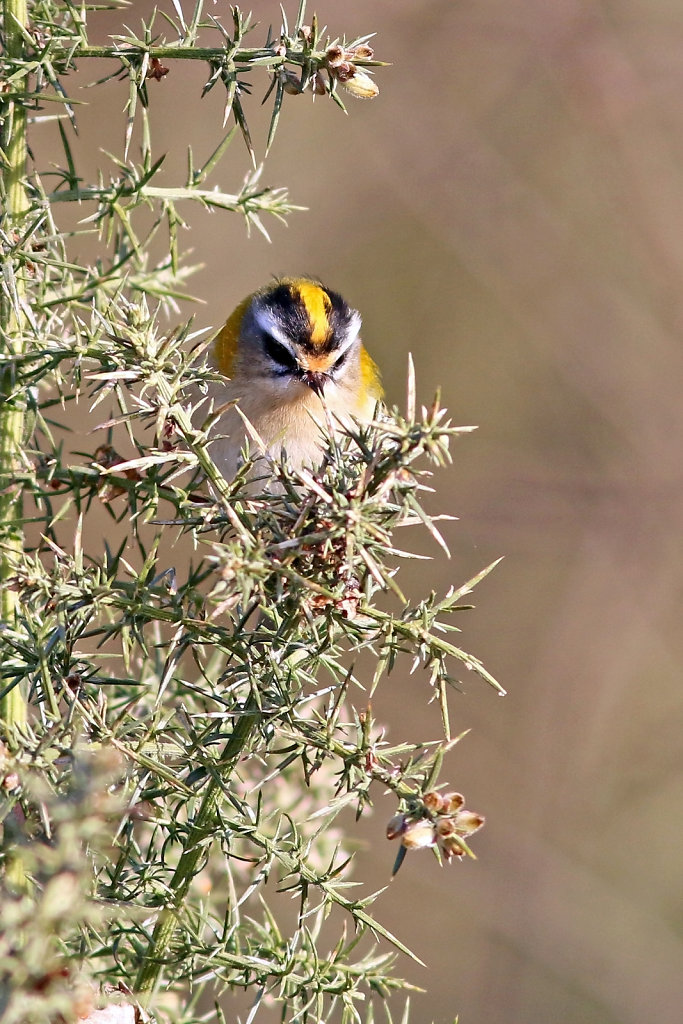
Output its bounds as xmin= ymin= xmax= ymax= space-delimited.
xmin=301 ymin=370 xmax=328 ymax=397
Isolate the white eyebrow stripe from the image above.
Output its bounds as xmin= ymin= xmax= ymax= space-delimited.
xmin=333 ymin=310 xmax=362 ymax=357
xmin=253 ymin=304 xmax=296 ymax=353
xmin=254 ymin=302 xmax=362 ymax=360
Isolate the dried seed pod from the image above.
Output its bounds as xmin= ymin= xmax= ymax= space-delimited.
xmin=146 ymin=57 xmax=169 ymax=81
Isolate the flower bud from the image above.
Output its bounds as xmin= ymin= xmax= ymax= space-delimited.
xmin=400 ymin=818 xmax=436 ymax=850
xmin=341 ymin=68 xmax=379 ymax=99
xmin=332 ymin=61 xmax=356 ymax=83
xmin=388 ymin=787 xmax=485 ymax=874
xmin=325 ymin=45 xmax=345 ymax=68
xmin=311 ymin=71 xmax=327 ymax=95
xmin=444 ymin=792 xmax=465 ymax=814
xmin=280 ymin=68 xmax=303 ymax=95
xmin=423 ymin=790 xmax=445 ymax=813
xmin=440 ymin=835 xmax=467 ymax=862
xmin=386 ymin=813 xmax=406 ymax=841
xmin=436 ymin=817 xmax=456 ymax=838
xmin=454 ymin=811 xmax=485 ymax=835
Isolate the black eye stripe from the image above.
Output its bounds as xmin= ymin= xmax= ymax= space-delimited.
xmin=262 ymin=333 xmax=298 ymax=373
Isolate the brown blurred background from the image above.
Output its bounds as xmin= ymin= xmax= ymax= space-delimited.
xmin=40 ymin=0 xmax=683 ymax=1021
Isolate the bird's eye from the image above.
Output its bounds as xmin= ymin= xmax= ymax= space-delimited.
xmin=262 ymin=333 xmax=298 ymax=373
xmin=332 ymin=350 xmax=348 ymax=371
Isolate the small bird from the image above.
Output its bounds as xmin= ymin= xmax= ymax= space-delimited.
xmin=205 ymin=277 xmax=383 ymax=479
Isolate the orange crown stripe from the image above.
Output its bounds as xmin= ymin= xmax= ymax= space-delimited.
xmin=295 ymin=281 xmax=332 ymax=348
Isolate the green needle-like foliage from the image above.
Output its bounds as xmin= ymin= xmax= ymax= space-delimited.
xmin=0 ymin=2 xmax=501 ymax=1022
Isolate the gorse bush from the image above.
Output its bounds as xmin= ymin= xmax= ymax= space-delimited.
xmin=0 ymin=2 xmax=503 ymax=1021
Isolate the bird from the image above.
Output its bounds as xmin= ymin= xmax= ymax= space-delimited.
xmin=204 ymin=277 xmax=383 ymax=480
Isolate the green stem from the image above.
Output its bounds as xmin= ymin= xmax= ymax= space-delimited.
xmin=134 ymin=706 xmax=257 ymax=997
xmin=47 ymin=184 xmax=244 ymax=208
xmin=54 ymin=44 xmax=302 ymax=64
xmin=52 ymin=44 xmax=385 ymax=68
xmin=0 ymin=0 xmax=29 ymax=735
xmin=70 ymin=45 xmax=274 ymax=61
